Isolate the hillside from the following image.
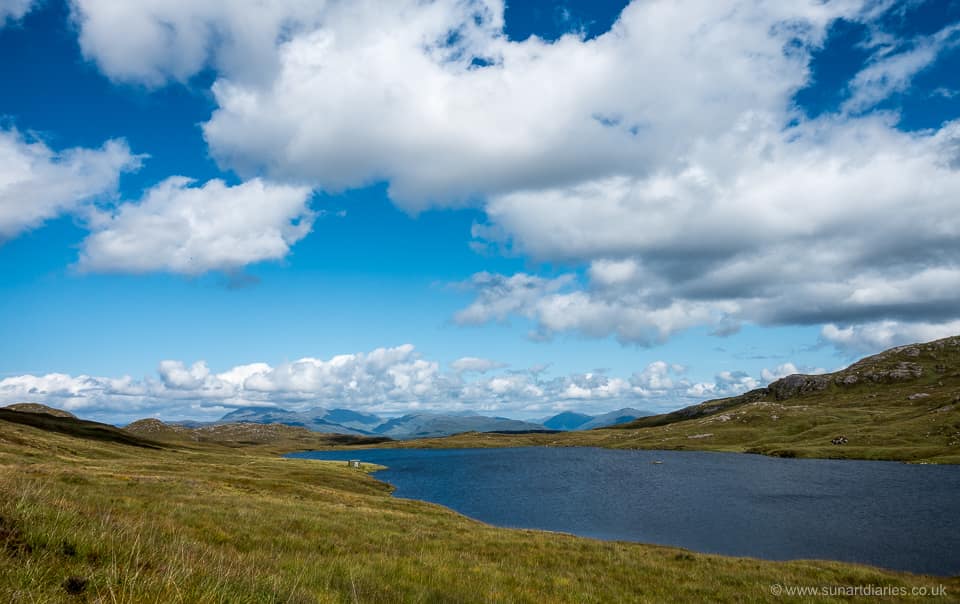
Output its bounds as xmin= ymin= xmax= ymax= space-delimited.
xmin=3 ymin=403 xmax=77 ymax=418
xmin=543 ymin=411 xmax=592 ymax=430
xmin=601 ymin=335 xmax=960 ymax=461
xmin=383 ymin=336 xmax=960 ymax=463
xmin=3 ymin=403 xmax=955 ymax=602
xmin=578 ymin=407 xmax=653 ymax=430
xmin=0 ymin=408 xmax=161 ymax=450
xmin=371 ymin=413 xmax=547 ymax=438
xmin=124 ymin=417 xmax=390 ymax=448
xmin=218 ymin=406 xmax=374 ymax=435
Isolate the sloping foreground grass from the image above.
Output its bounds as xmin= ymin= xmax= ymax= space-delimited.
xmin=2 ymin=419 xmax=957 ymax=603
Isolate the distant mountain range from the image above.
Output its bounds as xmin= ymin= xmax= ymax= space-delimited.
xmin=219 ymin=407 xmax=381 ymax=435
xmin=540 ymin=408 xmax=653 ymax=431
xmin=207 ymin=406 xmax=655 ymax=439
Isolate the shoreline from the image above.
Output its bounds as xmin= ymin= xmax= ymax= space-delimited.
xmin=288 ymin=446 xmax=960 ymax=577
xmin=294 ymin=431 xmax=960 ymax=465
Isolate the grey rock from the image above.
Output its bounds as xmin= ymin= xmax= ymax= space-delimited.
xmin=768 ymin=374 xmax=830 ymax=400
xmin=836 ymin=374 xmax=859 ymax=386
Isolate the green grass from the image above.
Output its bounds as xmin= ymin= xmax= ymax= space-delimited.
xmin=3 ymin=417 xmax=957 ymax=603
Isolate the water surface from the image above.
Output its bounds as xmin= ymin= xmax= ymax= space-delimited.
xmin=288 ymin=447 xmax=960 ymax=575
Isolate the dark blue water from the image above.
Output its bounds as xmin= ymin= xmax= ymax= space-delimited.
xmin=288 ymin=447 xmax=960 ymax=575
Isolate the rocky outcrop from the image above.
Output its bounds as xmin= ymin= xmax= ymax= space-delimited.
xmin=768 ymin=375 xmax=830 ymax=400
xmin=861 ymin=362 xmax=924 ymax=383
xmin=618 ymin=335 xmax=960 ymax=432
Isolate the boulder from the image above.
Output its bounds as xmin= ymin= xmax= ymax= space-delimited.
xmin=768 ymin=374 xmax=830 ymax=400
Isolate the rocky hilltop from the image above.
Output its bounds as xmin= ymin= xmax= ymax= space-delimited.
xmin=594 ymin=335 xmax=960 ymax=461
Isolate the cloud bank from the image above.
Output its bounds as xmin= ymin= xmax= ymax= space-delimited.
xmin=0 ymin=345 xmax=781 ymax=423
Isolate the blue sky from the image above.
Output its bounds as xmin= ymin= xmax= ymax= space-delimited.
xmin=1 ymin=0 xmax=959 ymax=423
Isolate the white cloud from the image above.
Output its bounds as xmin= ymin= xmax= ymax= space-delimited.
xmin=197 ymin=0 xmax=861 ymax=209
xmin=68 ymin=0 xmax=338 ymax=86
xmin=0 ymin=0 xmax=34 ymax=24
xmin=462 ymin=116 xmax=960 ymax=343
xmin=0 ymin=129 xmax=140 ymax=241
xmin=65 ymin=0 xmax=960 ymax=342
xmin=821 ymin=320 xmax=960 ymax=355
xmin=761 ymin=363 xmax=800 ymax=383
xmin=454 ymin=270 xmax=739 ymax=345
xmin=78 ymin=177 xmax=314 ymax=274
xmin=844 ymin=23 xmax=960 ymax=114
xmin=0 ymin=346 xmax=765 ymax=422
xmin=195 ymin=0 xmax=960 ymax=340
xmin=588 ymin=259 xmax=644 ymax=288
xmin=450 ymin=357 xmax=505 ymax=373
xmin=686 ymin=371 xmax=761 ymax=399
xmin=631 ymin=361 xmax=676 ymax=392
xmin=158 ymin=360 xmax=212 ymax=390
xmin=558 ymin=376 xmax=630 ymax=401
xmin=454 ymin=272 xmax=574 ymax=326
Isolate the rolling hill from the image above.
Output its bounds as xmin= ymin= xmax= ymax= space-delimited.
xmin=600 ymin=335 xmax=960 ymax=460
xmin=123 ymin=417 xmax=389 ymax=448
xmin=371 ymin=413 xmax=548 ymax=438
xmin=542 ymin=411 xmax=592 ymax=430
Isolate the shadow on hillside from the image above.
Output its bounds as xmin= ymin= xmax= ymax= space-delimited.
xmin=0 ymin=409 xmax=162 ymax=449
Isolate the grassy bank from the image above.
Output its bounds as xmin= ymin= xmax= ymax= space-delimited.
xmin=2 ymin=416 xmax=958 ymax=603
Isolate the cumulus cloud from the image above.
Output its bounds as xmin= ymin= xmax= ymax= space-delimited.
xmin=69 ymin=0 xmax=337 ymax=86
xmin=462 ymin=116 xmax=960 ymax=344
xmin=454 ymin=270 xmax=738 ymax=346
xmin=0 ymin=346 xmax=766 ymax=423
xmin=195 ymin=0 xmax=865 ymax=209
xmin=78 ymin=177 xmax=314 ymax=274
xmin=454 ymin=272 xmax=575 ymax=326
xmin=65 ymin=0 xmax=960 ymax=345
xmin=685 ymin=371 xmax=761 ymax=399
xmin=821 ymin=320 xmax=960 ymax=354
xmin=158 ymin=360 xmax=213 ymax=390
xmin=0 ymin=129 xmax=140 ymax=241
xmin=198 ymin=0 xmax=960 ymax=342
xmin=761 ymin=363 xmax=800 ymax=383
xmin=0 ymin=0 xmax=34 ymax=24
xmin=450 ymin=357 xmax=505 ymax=373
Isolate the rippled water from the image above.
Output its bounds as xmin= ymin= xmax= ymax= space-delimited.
xmin=288 ymin=447 xmax=960 ymax=575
